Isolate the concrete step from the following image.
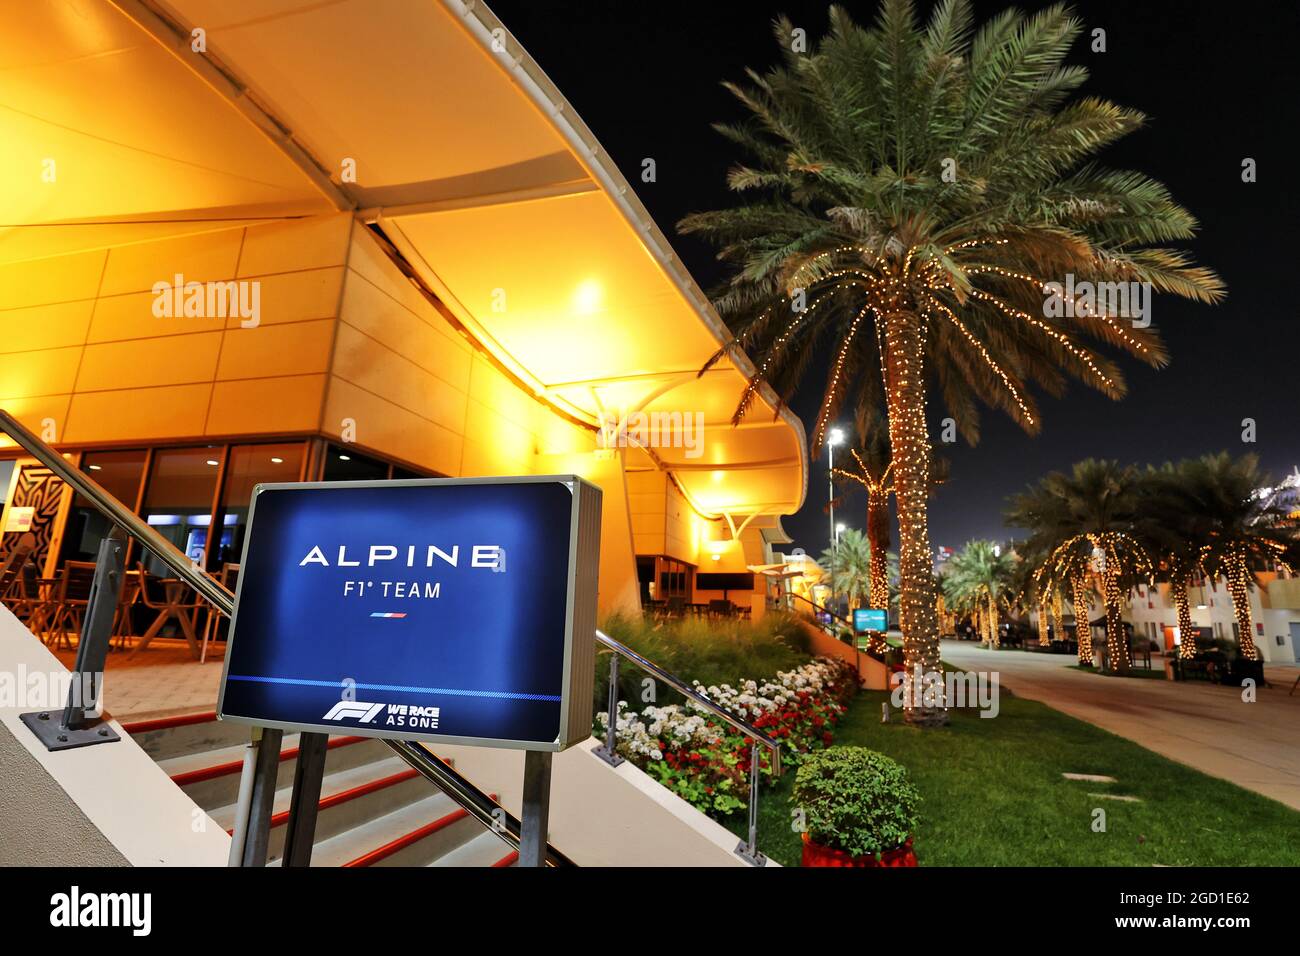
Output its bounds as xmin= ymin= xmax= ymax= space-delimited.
xmin=158 ymin=735 xmax=383 ymax=811
xmin=135 ymin=711 xmax=515 ymax=867
xmin=122 ymin=712 xmax=246 ymax=762
xmin=429 ymin=830 xmax=517 ymax=868
xmin=208 ymin=754 xmax=430 ymax=861
xmin=297 ymin=792 xmax=487 ymax=867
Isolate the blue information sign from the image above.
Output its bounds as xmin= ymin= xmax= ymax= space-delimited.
xmin=217 ymin=476 xmax=600 ymax=752
xmin=853 ymin=607 xmax=888 ymax=633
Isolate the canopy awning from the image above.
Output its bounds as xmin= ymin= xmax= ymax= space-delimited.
xmin=0 ymin=0 xmax=807 ymax=520
xmin=747 ymin=564 xmax=805 ymax=580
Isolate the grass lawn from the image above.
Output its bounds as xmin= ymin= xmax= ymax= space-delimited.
xmin=727 ymin=685 xmax=1300 ymax=867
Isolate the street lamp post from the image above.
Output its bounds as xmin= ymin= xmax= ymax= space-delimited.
xmin=828 ymin=427 xmax=844 ymax=623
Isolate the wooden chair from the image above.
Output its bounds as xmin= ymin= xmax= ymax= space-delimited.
xmin=44 ymin=560 xmax=98 ymax=650
xmin=111 ymin=569 xmax=142 ymax=651
xmin=200 ymin=562 xmax=239 ymax=663
xmin=131 ymin=563 xmax=203 ymax=658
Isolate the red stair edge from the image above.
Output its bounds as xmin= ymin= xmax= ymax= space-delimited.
xmin=267 ymin=768 xmax=422 ymax=829
xmin=223 ymin=767 xmax=423 ymax=836
xmin=342 ymin=792 xmax=502 ymax=868
xmin=341 ymin=808 xmax=470 ymax=867
xmin=171 ymin=736 xmax=368 ymax=787
xmin=491 ymin=851 xmax=520 ymax=868
xmin=120 ymin=711 xmax=217 ymax=734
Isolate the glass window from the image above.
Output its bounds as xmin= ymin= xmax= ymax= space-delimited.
xmin=139 ymin=447 xmax=221 ymax=575
xmin=208 ymin=442 xmax=305 ymax=571
xmin=322 ymin=443 xmax=388 ymax=482
xmin=0 ymin=459 xmax=15 ymax=505
xmin=59 ymin=450 xmax=147 ymax=564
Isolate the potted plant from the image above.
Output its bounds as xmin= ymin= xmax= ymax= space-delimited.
xmin=792 ymin=747 xmax=920 ymax=867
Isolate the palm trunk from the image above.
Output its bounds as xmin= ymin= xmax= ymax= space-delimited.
xmin=882 ymin=309 xmax=946 ymax=726
xmin=1226 ymin=554 xmax=1259 ymax=660
xmin=1051 ymin=589 xmax=1065 ymax=643
xmin=1103 ymin=568 xmax=1130 ymax=673
xmin=1172 ymin=577 xmax=1196 ymax=659
xmin=1037 ymin=601 xmax=1051 ymax=646
xmin=987 ymin=597 xmax=1000 ymax=648
xmin=1072 ymin=576 xmax=1093 ymax=666
xmin=866 ymin=487 xmax=891 ymax=611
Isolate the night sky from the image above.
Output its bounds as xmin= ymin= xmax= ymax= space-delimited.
xmin=492 ymin=0 xmax=1298 ymax=556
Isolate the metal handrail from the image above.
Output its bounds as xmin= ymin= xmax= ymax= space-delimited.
xmin=594 ymin=629 xmax=783 ymax=773
xmin=593 ymin=627 xmax=780 ymax=865
xmin=785 ymin=590 xmax=850 ymax=627
xmin=387 ymin=741 xmax=574 ymax=866
xmin=0 ymin=408 xmax=567 ymax=866
xmin=784 ymin=591 xmax=892 ymax=660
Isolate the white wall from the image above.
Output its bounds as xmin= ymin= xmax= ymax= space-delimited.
xmin=1123 ymin=580 xmax=1299 ymax=663
xmin=434 ymin=737 xmax=772 ymax=866
xmin=0 ymin=605 xmax=230 ymax=866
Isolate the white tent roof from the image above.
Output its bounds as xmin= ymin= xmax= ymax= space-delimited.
xmin=0 ymin=0 xmax=807 ymax=518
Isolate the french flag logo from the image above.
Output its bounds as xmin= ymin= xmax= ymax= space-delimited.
xmin=370 ymin=612 xmax=408 ymax=619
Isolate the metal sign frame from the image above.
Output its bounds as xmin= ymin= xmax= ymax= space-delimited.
xmin=215 ymin=474 xmax=600 ymax=753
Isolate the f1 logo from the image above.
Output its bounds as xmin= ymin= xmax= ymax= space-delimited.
xmin=322 ymin=701 xmax=385 ymax=723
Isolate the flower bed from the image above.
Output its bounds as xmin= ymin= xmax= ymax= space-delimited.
xmin=594 ymin=656 xmax=859 ymax=818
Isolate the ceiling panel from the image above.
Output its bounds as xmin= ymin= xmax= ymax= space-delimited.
xmin=166 ymin=0 xmax=578 ymax=190
xmin=0 ymin=0 xmax=325 ymax=230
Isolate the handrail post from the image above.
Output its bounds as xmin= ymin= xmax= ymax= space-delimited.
xmin=20 ymin=531 xmax=125 ymax=751
xmin=735 ymin=739 xmax=767 ymax=866
xmin=593 ymin=649 xmax=624 ymax=767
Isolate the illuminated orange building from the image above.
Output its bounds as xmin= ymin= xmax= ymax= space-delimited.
xmin=0 ymin=0 xmax=807 ymax=621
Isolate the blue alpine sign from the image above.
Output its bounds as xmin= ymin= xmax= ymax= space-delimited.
xmin=853 ymin=607 xmax=888 ymax=634
xmin=217 ymin=476 xmax=601 ymax=752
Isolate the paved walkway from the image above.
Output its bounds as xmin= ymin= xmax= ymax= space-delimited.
xmin=940 ymin=639 xmax=1300 ymax=811
xmin=53 ymin=639 xmax=224 ymax=722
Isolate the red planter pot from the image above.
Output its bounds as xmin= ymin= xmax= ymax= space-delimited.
xmin=801 ymin=833 xmax=917 ymax=868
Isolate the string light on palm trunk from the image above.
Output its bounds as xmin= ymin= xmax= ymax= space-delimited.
xmin=1073 ymin=576 xmax=1093 ymax=666
xmin=1174 ymin=579 xmax=1197 ymax=660
xmin=1226 ymin=552 xmax=1258 ymax=660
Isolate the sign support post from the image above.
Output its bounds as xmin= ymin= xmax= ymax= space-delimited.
xmin=518 ymin=750 xmax=553 ymax=867
xmin=282 ymin=731 xmax=329 ymax=867
xmin=235 ymin=727 xmax=283 ymax=867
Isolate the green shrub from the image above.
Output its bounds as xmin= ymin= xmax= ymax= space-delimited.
xmin=792 ymin=746 xmax=920 ymax=857
xmin=594 ymin=611 xmax=814 ymax=708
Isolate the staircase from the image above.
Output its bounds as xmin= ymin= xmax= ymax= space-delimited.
xmin=122 ymin=712 xmax=517 ymax=867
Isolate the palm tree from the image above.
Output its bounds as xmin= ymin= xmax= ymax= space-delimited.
xmin=818 ymin=527 xmax=876 ymax=612
xmin=832 ymin=420 xmax=894 ymax=611
xmin=1147 ymin=454 xmax=1299 ymax=660
xmin=1007 ymin=538 xmax=1052 ymax=646
xmin=943 ymin=540 xmax=1014 ymax=647
xmin=1140 ymin=461 xmax=1212 ymax=659
xmin=834 ymin=406 xmax=949 ymax=613
xmin=680 ymin=1 xmax=1223 ymax=724
xmin=1007 ymin=460 xmax=1152 ymax=671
